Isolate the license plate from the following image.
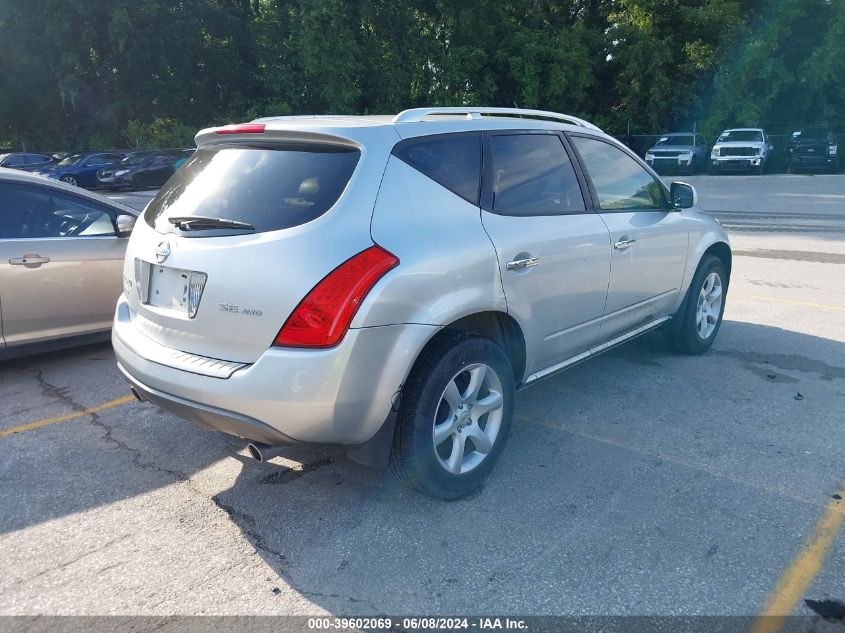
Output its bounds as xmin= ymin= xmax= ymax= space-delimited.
xmin=148 ymin=265 xmax=192 ymax=313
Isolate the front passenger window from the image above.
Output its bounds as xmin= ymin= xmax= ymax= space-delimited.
xmin=0 ymin=183 xmax=115 ymax=238
xmin=572 ymin=136 xmax=665 ymax=211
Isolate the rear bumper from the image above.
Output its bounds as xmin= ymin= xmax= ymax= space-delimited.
xmin=112 ymin=296 xmax=437 ymax=445
xmin=119 ymin=365 xmax=297 ymax=446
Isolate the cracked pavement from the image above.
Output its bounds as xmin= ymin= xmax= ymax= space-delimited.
xmin=0 ymin=174 xmax=844 ymax=616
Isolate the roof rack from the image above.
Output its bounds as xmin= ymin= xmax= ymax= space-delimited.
xmin=392 ymin=107 xmax=602 ymax=132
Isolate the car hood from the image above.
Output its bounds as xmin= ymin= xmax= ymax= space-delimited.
xmin=648 ymin=145 xmax=697 ymax=152
xmin=714 ymin=140 xmax=765 ymax=148
xmin=790 ymin=138 xmax=833 ymax=146
xmin=99 ymin=162 xmax=134 ymax=173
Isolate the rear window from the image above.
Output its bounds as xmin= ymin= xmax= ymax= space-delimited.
xmin=393 ymin=134 xmax=481 ymax=204
xmin=143 ymin=144 xmax=360 ymax=235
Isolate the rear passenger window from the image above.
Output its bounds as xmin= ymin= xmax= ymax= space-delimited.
xmin=571 ymin=136 xmax=665 ymax=210
xmin=490 ymin=134 xmax=585 ymax=216
xmin=394 ymin=134 xmax=481 ymax=204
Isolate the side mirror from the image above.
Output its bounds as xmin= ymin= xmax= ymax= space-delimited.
xmin=670 ymin=181 xmax=697 ymax=209
xmin=768 ymin=144 xmax=774 ymax=151
xmin=115 ymin=214 xmax=136 ymax=237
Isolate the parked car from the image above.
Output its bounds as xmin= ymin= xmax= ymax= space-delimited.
xmin=113 ymin=107 xmax=731 ymax=499
xmin=173 ymin=148 xmax=196 ymax=171
xmin=0 ymin=152 xmax=55 ymax=172
xmin=644 ymin=133 xmax=709 ymax=174
xmin=710 ymin=128 xmax=772 ymax=174
xmin=34 ymin=151 xmax=126 ymax=188
xmin=97 ymin=149 xmax=183 ymax=190
xmin=0 ymin=168 xmax=137 ymax=359
xmin=786 ymin=127 xmax=839 ymax=173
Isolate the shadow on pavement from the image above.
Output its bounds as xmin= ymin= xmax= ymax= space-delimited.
xmin=2 ymin=321 xmax=844 ymax=614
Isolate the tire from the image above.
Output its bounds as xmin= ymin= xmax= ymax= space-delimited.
xmin=391 ymin=332 xmax=515 ymax=500
xmin=668 ymin=255 xmax=728 ymax=355
xmin=131 ymin=174 xmax=146 ymax=191
xmin=60 ymin=175 xmax=78 ymax=187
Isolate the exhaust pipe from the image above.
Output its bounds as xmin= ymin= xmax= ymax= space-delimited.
xmin=247 ymin=442 xmax=287 ymax=463
xmin=130 ymin=386 xmax=144 ymax=402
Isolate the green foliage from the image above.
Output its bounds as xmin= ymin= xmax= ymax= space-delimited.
xmin=124 ymin=118 xmax=197 ymax=149
xmin=0 ymin=0 xmax=841 ymax=151
xmin=704 ymin=0 xmax=845 ymax=135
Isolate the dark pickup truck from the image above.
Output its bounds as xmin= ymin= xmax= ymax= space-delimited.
xmin=787 ymin=128 xmax=840 ymax=173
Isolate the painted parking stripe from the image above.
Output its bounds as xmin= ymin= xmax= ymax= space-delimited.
xmin=0 ymin=394 xmax=136 ymax=438
xmin=741 ymin=295 xmax=845 ymax=312
xmin=525 ymin=418 xmax=845 ymax=628
xmin=749 ymin=489 xmax=845 ymax=633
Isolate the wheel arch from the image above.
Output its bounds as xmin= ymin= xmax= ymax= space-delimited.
xmin=438 ymin=311 xmax=527 ymax=387
xmin=669 ymin=235 xmax=732 ymax=325
xmin=703 ymin=241 xmax=732 ymax=282
xmin=346 ymin=310 xmax=526 ymax=469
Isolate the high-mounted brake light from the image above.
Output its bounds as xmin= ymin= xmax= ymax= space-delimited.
xmin=214 ymin=123 xmax=266 ymax=135
xmin=273 ymin=246 xmax=399 ymax=348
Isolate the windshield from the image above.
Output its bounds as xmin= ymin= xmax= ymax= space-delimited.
xmin=144 ymin=144 xmax=360 ymax=235
xmin=655 ymin=135 xmax=695 ymax=147
xmin=56 ymin=153 xmax=86 ymax=166
xmin=718 ymin=130 xmax=763 ymax=143
xmin=792 ymin=128 xmax=833 ymax=141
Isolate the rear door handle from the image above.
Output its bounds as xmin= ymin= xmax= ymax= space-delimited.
xmin=613 ymin=239 xmax=637 ymax=250
xmin=10 ymin=254 xmax=51 ymax=266
xmin=506 ymin=257 xmax=541 ymax=271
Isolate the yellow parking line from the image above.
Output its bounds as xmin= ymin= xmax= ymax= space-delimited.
xmin=523 ymin=418 xmax=845 ymax=632
xmin=743 ymin=295 xmax=845 ymax=312
xmin=749 ymin=489 xmax=845 ymax=633
xmin=0 ymin=394 xmax=136 ymax=438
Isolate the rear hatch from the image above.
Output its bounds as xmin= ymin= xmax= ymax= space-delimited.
xmin=122 ymin=136 xmax=377 ymax=364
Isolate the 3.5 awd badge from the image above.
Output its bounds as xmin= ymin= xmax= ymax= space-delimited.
xmin=217 ymin=304 xmax=263 ymax=316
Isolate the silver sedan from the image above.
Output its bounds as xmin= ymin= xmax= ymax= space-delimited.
xmin=0 ymin=168 xmax=137 ymax=359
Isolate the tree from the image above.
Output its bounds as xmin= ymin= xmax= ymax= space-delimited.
xmin=0 ymin=0 xmax=841 ymax=150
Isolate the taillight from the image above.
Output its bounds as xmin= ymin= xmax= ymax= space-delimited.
xmin=187 ymin=272 xmax=207 ymax=318
xmin=273 ymin=245 xmax=399 ymax=348
xmin=134 ymin=258 xmax=149 ymax=303
xmin=214 ymin=123 xmax=266 ymax=135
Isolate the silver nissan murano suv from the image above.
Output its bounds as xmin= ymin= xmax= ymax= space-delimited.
xmin=113 ymin=107 xmax=731 ymax=499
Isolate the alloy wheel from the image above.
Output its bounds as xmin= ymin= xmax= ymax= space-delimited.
xmin=432 ymin=363 xmax=504 ymax=475
xmin=696 ymin=272 xmax=723 ymax=339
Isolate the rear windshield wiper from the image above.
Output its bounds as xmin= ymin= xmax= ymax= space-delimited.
xmin=168 ymin=216 xmax=254 ymax=231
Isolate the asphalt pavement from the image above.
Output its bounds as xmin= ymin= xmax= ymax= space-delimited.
xmin=105 ymin=188 xmax=157 ymax=212
xmin=1 ymin=175 xmax=843 ymax=619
